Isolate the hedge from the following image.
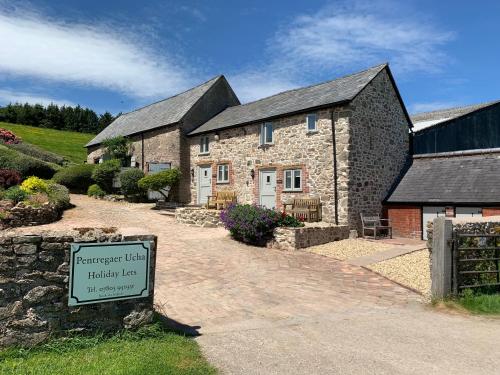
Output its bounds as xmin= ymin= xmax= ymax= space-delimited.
xmin=119 ymin=168 xmax=145 ymax=197
xmin=0 ymin=144 xmax=59 ymax=179
xmin=6 ymin=142 xmax=66 ymax=165
xmin=91 ymin=159 xmax=121 ymax=193
xmin=52 ymin=164 xmax=95 ymax=193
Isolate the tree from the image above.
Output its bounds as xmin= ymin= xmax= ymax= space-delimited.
xmin=102 ymin=136 xmax=130 ymax=164
xmin=138 ymin=169 xmax=181 ymax=201
xmin=98 ymin=112 xmax=115 ymax=132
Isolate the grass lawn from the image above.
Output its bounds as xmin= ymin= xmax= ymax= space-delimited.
xmin=435 ymin=290 xmax=500 ymax=315
xmin=0 ymin=122 xmax=94 ymax=164
xmin=0 ymin=323 xmax=217 ymax=375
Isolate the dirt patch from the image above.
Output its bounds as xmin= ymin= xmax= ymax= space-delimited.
xmin=306 ymin=238 xmax=392 ymax=260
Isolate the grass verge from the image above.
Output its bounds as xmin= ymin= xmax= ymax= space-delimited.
xmin=0 ymin=323 xmax=217 ymax=375
xmin=433 ymin=290 xmax=500 ymax=315
xmin=0 ymin=122 xmax=94 ymax=164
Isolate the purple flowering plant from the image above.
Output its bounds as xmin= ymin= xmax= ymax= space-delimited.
xmin=220 ymin=203 xmax=303 ymax=245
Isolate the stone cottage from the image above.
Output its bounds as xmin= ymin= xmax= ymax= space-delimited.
xmin=188 ymin=64 xmax=412 ymax=229
xmin=85 ymin=75 xmax=240 ymax=202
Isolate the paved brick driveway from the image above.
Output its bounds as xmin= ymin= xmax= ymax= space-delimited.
xmin=31 ymin=195 xmax=500 ymax=374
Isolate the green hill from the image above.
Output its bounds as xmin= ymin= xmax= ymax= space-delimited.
xmin=0 ymin=122 xmax=94 ymax=164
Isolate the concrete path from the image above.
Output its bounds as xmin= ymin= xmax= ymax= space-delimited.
xmin=347 ymin=244 xmax=427 ymax=267
xmin=29 ymin=195 xmax=500 ymax=375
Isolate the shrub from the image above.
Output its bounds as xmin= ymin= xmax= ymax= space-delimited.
xmin=119 ymin=168 xmax=145 ymax=197
xmin=91 ymin=159 xmax=121 ymax=193
xmin=220 ymin=204 xmax=281 ymax=245
xmin=277 ymin=212 xmax=305 ymax=227
xmin=0 ymin=169 xmax=21 ymax=189
xmin=2 ymin=186 xmax=28 ymax=203
xmin=47 ymin=182 xmax=71 ymax=209
xmin=52 ymin=164 xmax=95 ymax=193
xmin=0 ymin=128 xmax=21 ymax=144
xmin=24 ymin=192 xmax=49 ymax=207
xmin=20 ymin=176 xmax=48 ymax=194
xmin=138 ymin=168 xmax=181 ymax=200
xmin=102 ymin=136 xmax=130 ymax=165
xmin=87 ymin=184 xmax=106 ymax=198
xmin=6 ymin=142 xmax=66 ymax=165
xmin=0 ymin=144 xmax=58 ymax=179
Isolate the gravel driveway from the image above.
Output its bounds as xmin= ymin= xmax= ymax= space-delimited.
xmin=26 ymin=195 xmax=500 ymax=375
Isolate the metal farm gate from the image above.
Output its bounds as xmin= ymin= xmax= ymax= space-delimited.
xmin=453 ymin=233 xmax=500 ymax=294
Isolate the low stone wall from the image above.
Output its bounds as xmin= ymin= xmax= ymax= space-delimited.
xmin=0 ymin=228 xmax=156 ymax=348
xmin=270 ymin=225 xmax=350 ymax=250
xmin=1 ymin=202 xmax=62 ymax=228
xmin=175 ymin=207 xmax=222 ymax=228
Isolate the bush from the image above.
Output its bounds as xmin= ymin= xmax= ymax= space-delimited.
xmin=0 ymin=144 xmax=58 ymax=179
xmin=220 ymin=204 xmax=280 ymax=245
xmin=24 ymin=192 xmax=49 ymax=207
xmin=0 ymin=169 xmax=21 ymax=189
xmin=102 ymin=136 xmax=130 ymax=165
xmin=2 ymin=186 xmax=28 ymax=203
xmin=20 ymin=176 xmax=48 ymax=194
xmin=0 ymin=128 xmax=21 ymax=144
xmin=6 ymin=142 xmax=66 ymax=165
xmin=138 ymin=168 xmax=181 ymax=200
xmin=119 ymin=168 xmax=145 ymax=197
xmin=91 ymin=159 xmax=121 ymax=193
xmin=277 ymin=212 xmax=305 ymax=227
xmin=87 ymin=184 xmax=106 ymax=198
xmin=52 ymin=164 xmax=95 ymax=193
xmin=47 ymin=182 xmax=71 ymax=209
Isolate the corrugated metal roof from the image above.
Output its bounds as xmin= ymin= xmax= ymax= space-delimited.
xmin=189 ymin=64 xmax=387 ymax=135
xmin=411 ymin=101 xmax=500 ymax=132
xmin=386 ymin=151 xmax=500 ymax=204
xmin=86 ymin=76 xmax=223 ymax=147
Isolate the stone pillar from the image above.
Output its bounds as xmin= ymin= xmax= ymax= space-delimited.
xmin=431 ymin=217 xmax=453 ymax=298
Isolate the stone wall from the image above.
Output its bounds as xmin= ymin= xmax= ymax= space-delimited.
xmin=189 ymin=109 xmax=338 ymax=221
xmin=270 ymin=225 xmax=350 ymax=251
xmin=175 ymin=207 xmax=222 ymax=228
xmin=345 ymin=69 xmax=410 ymax=230
xmin=1 ymin=202 xmax=62 ymax=229
xmin=0 ymin=228 xmax=156 ymax=348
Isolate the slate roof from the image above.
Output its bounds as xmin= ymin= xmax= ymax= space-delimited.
xmin=386 ymin=151 xmax=500 ymax=204
xmin=189 ymin=63 xmax=389 ymax=135
xmin=86 ymin=76 xmax=224 ymax=147
xmin=411 ymin=101 xmax=500 ymax=132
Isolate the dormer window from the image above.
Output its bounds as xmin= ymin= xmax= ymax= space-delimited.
xmin=200 ymin=135 xmax=210 ymax=154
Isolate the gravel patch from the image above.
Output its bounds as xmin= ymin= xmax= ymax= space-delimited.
xmin=306 ymin=239 xmax=392 ymax=260
xmin=368 ymin=249 xmax=431 ymax=298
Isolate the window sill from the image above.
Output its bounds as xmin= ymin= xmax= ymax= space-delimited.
xmin=258 ymin=143 xmax=274 ymax=149
xmin=282 ymin=189 xmax=303 ymax=193
xmin=198 ymin=152 xmax=210 ymax=156
xmin=306 ymin=130 xmax=318 ymax=134
xmin=216 ymin=181 xmax=230 ymax=185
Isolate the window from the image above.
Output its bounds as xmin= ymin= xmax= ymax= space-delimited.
xmin=217 ymin=164 xmax=229 ymax=183
xmin=260 ymin=122 xmax=273 ymax=145
xmin=284 ymin=169 xmax=302 ymax=191
xmin=306 ymin=114 xmax=317 ymax=132
xmin=200 ymin=136 xmax=210 ymax=154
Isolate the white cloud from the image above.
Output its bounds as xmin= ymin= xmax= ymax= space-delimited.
xmin=410 ymin=101 xmax=462 ymax=114
xmin=0 ymin=89 xmax=76 ymax=106
xmin=229 ymin=71 xmax=298 ymax=103
xmin=231 ymin=1 xmax=454 ymax=102
xmin=0 ymin=7 xmax=193 ymax=99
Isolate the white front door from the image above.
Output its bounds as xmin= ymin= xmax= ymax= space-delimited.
xmin=259 ymin=170 xmax=276 ymax=209
xmin=198 ymin=165 xmax=212 ymax=205
xmin=422 ymin=206 xmax=446 ymax=240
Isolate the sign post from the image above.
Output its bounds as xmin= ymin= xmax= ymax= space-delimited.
xmin=68 ymin=241 xmax=151 ymax=306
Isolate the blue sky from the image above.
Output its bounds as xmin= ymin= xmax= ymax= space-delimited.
xmin=0 ymin=0 xmax=499 ymax=115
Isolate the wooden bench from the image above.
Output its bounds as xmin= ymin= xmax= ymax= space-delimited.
xmin=284 ymin=197 xmax=322 ymax=222
xmin=360 ymin=214 xmax=392 ymax=239
xmin=206 ymin=191 xmax=237 ymax=210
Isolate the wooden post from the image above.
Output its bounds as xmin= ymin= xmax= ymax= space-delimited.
xmin=431 ymin=217 xmax=453 ymax=298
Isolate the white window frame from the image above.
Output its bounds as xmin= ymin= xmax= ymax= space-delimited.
xmin=283 ymin=169 xmax=302 ymax=192
xmin=217 ymin=164 xmax=229 ymax=183
xmin=200 ymin=135 xmax=210 ymax=154
xmin=260 ymin=122 xmax=274 ymax=145
xmin=306 ymin=114 xmax=317 ymax=132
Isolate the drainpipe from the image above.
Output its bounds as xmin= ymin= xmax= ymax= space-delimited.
xmin=141 ymin=133 xmax=145 ymax=171
xmin=331 ymin=110 xmax=339 ymax=225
